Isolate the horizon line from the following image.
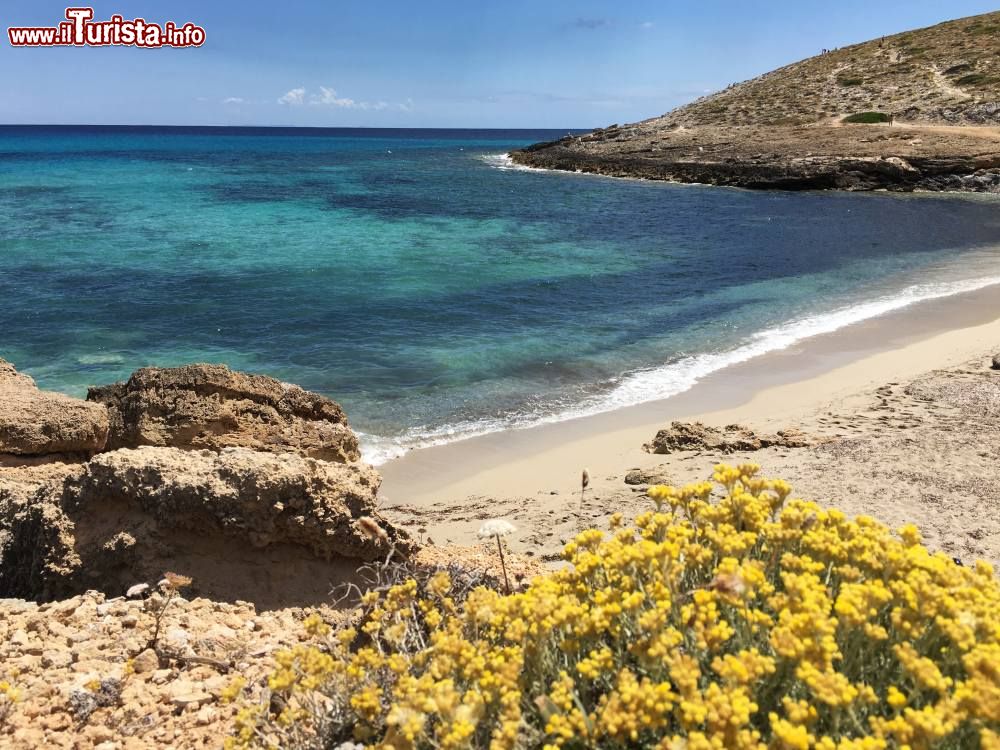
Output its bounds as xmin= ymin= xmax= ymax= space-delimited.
xmin=0 ymin=123 xmax=594 ymax=131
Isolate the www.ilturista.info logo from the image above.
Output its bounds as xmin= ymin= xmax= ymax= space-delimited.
xmin=8 ymin=7 xmax=206 ymax=48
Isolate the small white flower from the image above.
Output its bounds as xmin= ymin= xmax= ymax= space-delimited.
xmin=125 ymin=582 xmax=149 ymax=599
xmin=477 ymin=519 xmax=516 ymax=539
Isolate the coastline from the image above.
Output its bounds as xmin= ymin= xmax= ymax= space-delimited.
xmin=364 ymin=256 xmax=1000 ymax=465
xmin=380 ymin=281 xmax=1000 ymax=553
xmin=493 ymin=149 xmax=1000 ymax=196
xmin=509 ymin=123 xmax=1000 ymax=192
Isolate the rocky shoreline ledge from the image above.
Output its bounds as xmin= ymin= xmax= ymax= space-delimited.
xmin=510 ymin=124 xmax=1000 ymax=192
xmin=0 ymin=361 xmax=412 ymax=604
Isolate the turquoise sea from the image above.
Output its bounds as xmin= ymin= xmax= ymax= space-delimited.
xmin=3 ymin=125 xmax=1000 ymax=462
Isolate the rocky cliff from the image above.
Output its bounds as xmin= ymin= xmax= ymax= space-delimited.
xmin=0 ymin=360 xmax=409 ymax=605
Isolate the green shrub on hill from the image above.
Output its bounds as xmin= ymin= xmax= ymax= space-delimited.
xmin=842 ymin=112 xmax=891 ymax=124
xmin=956 ymin=73 xmax=989 ymax=86
xmin=966 ymin=22 xmax=1000 ymax=36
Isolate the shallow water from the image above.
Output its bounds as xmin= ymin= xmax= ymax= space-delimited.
xmin=2 ymin=125 xmax=1000 ymax=462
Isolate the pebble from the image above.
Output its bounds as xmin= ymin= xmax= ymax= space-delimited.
xmin=151 ymin=668 xmax=173 ymax=685
xmin=41 ymin=651 xmax=73 ymax=669
xmin=41 ymin=712 xmax=71 ymax=731
xmin=85 ymin=725 xmax=115 ymax=743
xmin=170 ymin=679 xmax=213 ymax=708
xmin=165 ymin=626 xmax=190 ymax=648
xmin=132 ymin=649 xmax=159 ymax=674
xmin=196 ymin=707 xmax=217 ymax=725
xmin=0 ymin=588 xmax=352 ymax=745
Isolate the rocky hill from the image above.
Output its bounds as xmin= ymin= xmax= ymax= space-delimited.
xmin=656 ymin=11 xmax=1000 ymax=128
xmin=511 ymin=12 xmax=1000 ymax=191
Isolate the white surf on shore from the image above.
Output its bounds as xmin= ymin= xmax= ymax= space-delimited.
xmin=360 ymin=252 xmax=1000 ymax=465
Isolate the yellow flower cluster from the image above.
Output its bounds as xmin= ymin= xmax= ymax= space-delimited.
xmin=0 ymin=681 xmax=20 ymax=705
xmin=0 ymin=678 xmax=20 ymax=726
xmin=230 ymin=464 xmax=1000 ymax=749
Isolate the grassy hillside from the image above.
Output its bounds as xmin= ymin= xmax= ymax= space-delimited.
xmin=649 ymin=11 xmax=1000 ymax=127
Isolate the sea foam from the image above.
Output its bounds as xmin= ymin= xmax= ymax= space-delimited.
xmin=360 ymin=270 xmax=1000 ymax=465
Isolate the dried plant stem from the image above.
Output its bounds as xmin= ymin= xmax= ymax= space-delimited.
xmin=161 ymin=652 xmax=233 ymax=673
xmin=496 ymin=536 xmax=511 ymax=595
xmin=146 ymin=588 xmax=176 ymax=652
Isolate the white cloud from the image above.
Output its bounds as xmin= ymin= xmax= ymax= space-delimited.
xmin=640 ymin=21 xmax=655 ymax=29
xmin=312 ymin=86 xmax=357 ymax=107
xmin=222 ymin=97 xmax=245 ymax=104
xmin=311 ymin=87 xmax=391 ymax=110
xmin=278 ymin=86 xmax=410 ymax=112
xmin=278 ymin=87 xmax=306 ymax=106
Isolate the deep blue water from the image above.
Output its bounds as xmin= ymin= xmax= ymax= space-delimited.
xmin=2 ymin=125 xmax=1000 ymax=461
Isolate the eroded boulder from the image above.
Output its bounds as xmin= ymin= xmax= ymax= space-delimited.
xmin=624 ymin=467 xmax=673 ymax=486
xmin=0 ymin=358 xmax=109 ymax=461
xmin=644 ymin=421 xmax=816 ymax=455
xmin=0 ymin=446 xmax=413 ymax=602
xmin=87 ymin=364 xmax=360 ymax=463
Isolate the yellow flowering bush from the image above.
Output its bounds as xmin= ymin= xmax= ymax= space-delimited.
xmin=230 ymin=464 xmax=1000 ymax=749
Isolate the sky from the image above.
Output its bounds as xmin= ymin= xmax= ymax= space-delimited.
xmin=2 ymin=1 xmax=998 ymax=128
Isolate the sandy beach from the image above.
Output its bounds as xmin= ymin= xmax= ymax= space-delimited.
xmin=381 ymin=282 xmax=1000 ymax=563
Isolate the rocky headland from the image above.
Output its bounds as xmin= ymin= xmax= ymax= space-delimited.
xmin=512 ymin=12 xmax=1000 ymax=191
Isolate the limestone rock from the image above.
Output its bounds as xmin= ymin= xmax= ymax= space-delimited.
xmin=87 ymin=363 xmax=360 ymax=463
xmin=0 ymin=446 xmax=413 ymax=603
xmin=169 ymin=680 xmax=213 ymax=707
xmin=624 ymin=467 xmax=673 ymax=486
xmin=992 ymin=353 xmax=1000 ymax=371
xmin=644 ymin=421 xmax=816 ymax=455
xmin=0 ymin=358 xmax=109 ymax=460
xmin=132 ymin=649 xmax=159 ymax=674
